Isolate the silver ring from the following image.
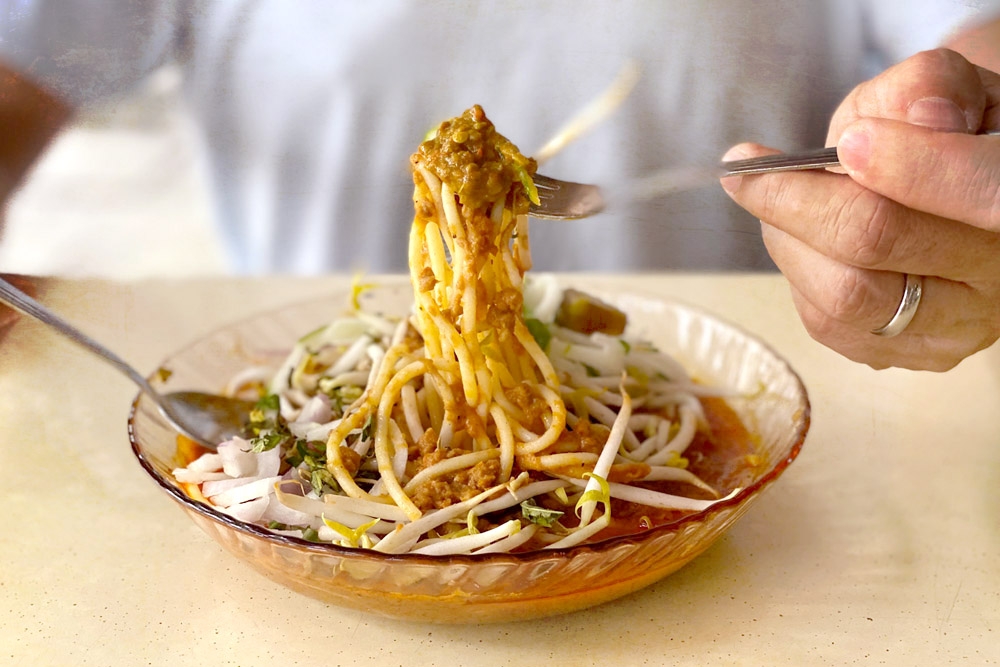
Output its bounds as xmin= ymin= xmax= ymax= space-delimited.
xmin=870 ymin=273 xmax=924 ymax=337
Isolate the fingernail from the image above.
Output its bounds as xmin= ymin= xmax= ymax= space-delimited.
xmin=838 ymin=128 xmax=871 ymax=173
xmin=720 ymin=145 xmax=752 ymax=195
xmin=905 ymin=96 xmax=971 ymax=132
xmin=721 ymin=145 xmax=753 ymax=162
xmin=720 ymin=174 xmax=742 ymax=195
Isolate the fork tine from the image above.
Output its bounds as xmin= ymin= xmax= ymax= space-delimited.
xmin=531 ymin=174 xmax=561 ymax=201
xmin=531 ymin=174 xmax=560 ymax=190
xmin=528 ymin=174 xmax=605 ymax=220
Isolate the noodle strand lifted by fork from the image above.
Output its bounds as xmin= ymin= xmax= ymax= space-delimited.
xmin=323 ymin=105 xmax=568 ymax=520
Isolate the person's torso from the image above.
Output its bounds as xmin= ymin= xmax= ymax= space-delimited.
xmin=172 ymin=1 xmax=896 ymax=272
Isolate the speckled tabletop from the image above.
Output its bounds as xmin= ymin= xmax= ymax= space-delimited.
xmin=2 ymin=274 xmax=998 ymax=666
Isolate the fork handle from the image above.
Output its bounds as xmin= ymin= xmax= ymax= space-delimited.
xmin=721 ymin=129 xmax=1000 ymax=176
xmin=721 ymin=147 xmax=840 ymax=176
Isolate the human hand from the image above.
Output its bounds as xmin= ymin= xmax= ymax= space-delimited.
xmin=721 ymin=49 xmax=1000 ymax=371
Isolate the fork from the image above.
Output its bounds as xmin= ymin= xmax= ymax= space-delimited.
xmin=529 ymin=132 xmax=1000 ymax=220
xmin=529 ymin=148 xmax=838 ymax=220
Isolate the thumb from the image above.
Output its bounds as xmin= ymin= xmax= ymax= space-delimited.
xmin=827 ymin=49 xmax=986 ymax=144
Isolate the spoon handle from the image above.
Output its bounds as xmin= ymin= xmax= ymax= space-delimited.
xmin=0 ymin=276 xmax=160 ymax=398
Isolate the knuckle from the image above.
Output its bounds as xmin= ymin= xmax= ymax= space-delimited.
xmin=965 ymin=293 xmax=1000 ymax=351
xmin=907 ymin=48 xmax=974 ymax=81
xmin=799 ymin=309 xmax=837 ymax=345
xmin=752 ymin=172 xmax=799 ymax=225
xmin=827 ymin=189 xmax=901 ymax=269
xmin=825 ymin=265 xmax=884 ymax=324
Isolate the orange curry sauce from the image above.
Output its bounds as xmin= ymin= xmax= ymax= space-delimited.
xmin=174 ymin=394 xmax=760 ymax=550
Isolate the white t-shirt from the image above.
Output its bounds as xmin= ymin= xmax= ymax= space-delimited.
xmin=2 ymin=0 xmax=998 ymax=273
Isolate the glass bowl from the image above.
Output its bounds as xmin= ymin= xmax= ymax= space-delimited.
xmin=128 ymin=278 xmax=810 ymax=623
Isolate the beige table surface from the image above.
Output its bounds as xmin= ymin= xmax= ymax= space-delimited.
xmin=1 ymin=273 xmax=998 ymax=666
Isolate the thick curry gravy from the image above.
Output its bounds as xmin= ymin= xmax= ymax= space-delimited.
xmin=596 ymin=396 xmax=762 ymax=541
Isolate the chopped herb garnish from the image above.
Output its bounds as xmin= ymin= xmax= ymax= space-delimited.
xmin=267 ymin=521 xmax=308 ymax=532
xmin=283 ymin=439 xmax=313 ymax=468
xmin=254 ymin=394 xmax=281 ymax=412
xmin=310 ymin=468 xmax=340 ymax=496
xmin=300 ymin=451 xmax=338 ymax=495
xmin=248 ymin=432 xmax=285 ymax=453
xmin=249 ymin=394 xmax=281 ymax=432
xmin=360 ymin=415 xmax=374 ymax=442
xmin=520 ymin=499 xmax=564 ymax=527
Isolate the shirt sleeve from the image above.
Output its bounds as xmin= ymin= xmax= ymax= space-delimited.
xmin=0 ymin=0 xmax=186 ymax=107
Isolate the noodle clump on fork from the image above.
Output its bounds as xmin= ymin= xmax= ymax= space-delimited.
xmin=173 ymin=105 xmax=756 ymax=555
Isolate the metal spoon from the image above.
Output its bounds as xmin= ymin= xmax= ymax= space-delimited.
xmin=0 ymin=276 xmax=253 ymax=448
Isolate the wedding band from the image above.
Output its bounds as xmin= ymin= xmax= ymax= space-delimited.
xmin=870 ymin=273 xmax=924 ymax=337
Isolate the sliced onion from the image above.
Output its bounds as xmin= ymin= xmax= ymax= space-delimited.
xmin=209 ymin=476 xmax=282 ymax=507
xmin=172 ymin=469 xmax=230 ymax=484
xmin=218 ymin=438 xmax=257 ymax=477
xmin=185 ymin=453 xmax=222 ymax=473
xmin=219 ymin=495 xmax=270 ymax=522
xmin=296 ymin=394 xmax=332 ymax=424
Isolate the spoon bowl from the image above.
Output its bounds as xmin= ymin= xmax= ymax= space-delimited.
xmin=0 ymin=276 xmax=251 ymax=449
xmin=159 ymin=391 xmax=255 ymax=446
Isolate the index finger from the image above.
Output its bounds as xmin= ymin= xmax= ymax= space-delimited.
xmin=837 ymin=118 xmax=1000 ymax=233
xmin=720 ymin=141 xmax=1000 ymax=282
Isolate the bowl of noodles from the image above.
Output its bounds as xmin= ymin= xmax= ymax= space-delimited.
xmin=128 ymin=106 xmax=809 ymax=623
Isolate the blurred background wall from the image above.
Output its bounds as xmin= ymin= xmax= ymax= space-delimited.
xmin=0 ymin=65 xmax=228 ymax=279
